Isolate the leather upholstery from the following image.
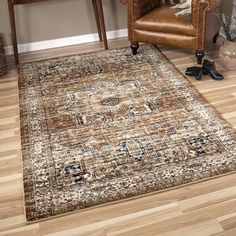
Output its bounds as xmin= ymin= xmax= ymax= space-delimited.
xmin=126 ymin=0 xmax=219 ymax=51
xmin=134 ymin=6 xmax=196 ymax=37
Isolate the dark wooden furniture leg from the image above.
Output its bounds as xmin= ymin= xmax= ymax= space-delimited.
xmin=95 ymin=0 xmax=108 ymax=50
xmin=8 ymin=0 xmax=19 ymax=64
xmin=92 ymin=0 xmax=103 ymax=42
xmin=131 ymin=41 xmax=139 ymax=55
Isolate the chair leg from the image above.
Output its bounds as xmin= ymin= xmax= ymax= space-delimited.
xmin=131 ymin=41 xmax=139 ymax=55
xmin=95 ymin=0 xmax=108 ymax=50
xmin=8 ymin=1 xmax=19 ymax=64
xmin=213 ymin=32 xmax=219 ymax=43
xmin=92 ymin=0 xmax=103 ymax=42
xmin=195 ymin=50 xmax=205 ymax=65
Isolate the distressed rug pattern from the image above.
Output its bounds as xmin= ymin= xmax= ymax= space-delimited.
xmin=18 ymin=45 xmax=236 ymax=221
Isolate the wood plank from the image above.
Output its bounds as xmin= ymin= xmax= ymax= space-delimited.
xmin=0 ymin=224 xmax=39 ymax=236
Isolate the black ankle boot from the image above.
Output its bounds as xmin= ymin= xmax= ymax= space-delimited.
xmin=185 ymin=66 xmax=207 ymax=80
xmin=185 ymin=66 xmax=208 ymax=76
xmin=185 ymin=66 xmax=201 ymax=76
xmin=202 ymin=59 xmax=224 ymax=80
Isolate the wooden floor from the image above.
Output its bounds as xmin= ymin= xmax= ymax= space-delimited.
xmin=1 ymin=38 xmax=236 ymax=236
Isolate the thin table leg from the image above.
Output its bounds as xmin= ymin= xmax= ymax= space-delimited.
xmin=95 ymin=0 xmax=108 ymax=50
xmin=8 ymin=0 xmax=19 ymax=64
xmin=92 ymin=0 xmax=103 ymax=42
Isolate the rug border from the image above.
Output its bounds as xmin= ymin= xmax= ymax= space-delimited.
xmin=25 ymin=170 xmax=236 ymax=224
xmin=17 ymin=44 xmax=236 ymax=224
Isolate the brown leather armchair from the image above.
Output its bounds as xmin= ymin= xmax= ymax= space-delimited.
xmin=124 ymin=0 xmax=219 ymax=64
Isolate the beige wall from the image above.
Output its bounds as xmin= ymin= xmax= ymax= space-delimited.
xmin=0 ymin=0 xmax=127 ymax=46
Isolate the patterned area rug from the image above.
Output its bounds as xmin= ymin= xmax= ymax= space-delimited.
xmin=18 ymin=45 xmax=236 ymax=221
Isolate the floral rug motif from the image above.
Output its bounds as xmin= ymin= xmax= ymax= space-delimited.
xmin=18 ymin=45 xmax=236 ymax=221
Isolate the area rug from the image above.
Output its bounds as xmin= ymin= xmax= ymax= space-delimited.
xmin=18 ymin=45 xmax=236 ymax=222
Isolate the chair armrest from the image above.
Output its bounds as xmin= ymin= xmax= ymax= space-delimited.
xmin=206 ymin=0 xmax=219 ymax=11
xmin=192 ymin=0 xmax=218 ymax=14
xmin=126 ymin=0 xmax=162 ymax=41
xmin=126 ymin=0 xmax=161 ymax=22
xmin=192 ymin=0 xmax=208 ymax=27
xmin=192 ymin=0 xmax=219 ymax=27
xmin=191 ymin=0 xmax=218 ymax=49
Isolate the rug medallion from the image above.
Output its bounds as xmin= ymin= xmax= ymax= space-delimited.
xmin=18 ymin=45 xmax=236 ymax=221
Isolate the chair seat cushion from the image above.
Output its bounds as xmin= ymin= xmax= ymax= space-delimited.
xmin=134 ymin=6 xmax=197 ymax=37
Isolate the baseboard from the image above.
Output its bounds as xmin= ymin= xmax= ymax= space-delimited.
xmin=4 ymin=28 xmax=128 ymax=55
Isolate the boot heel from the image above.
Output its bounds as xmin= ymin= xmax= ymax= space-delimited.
xmin=202 ymin=59 xmax=224 ymax=81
